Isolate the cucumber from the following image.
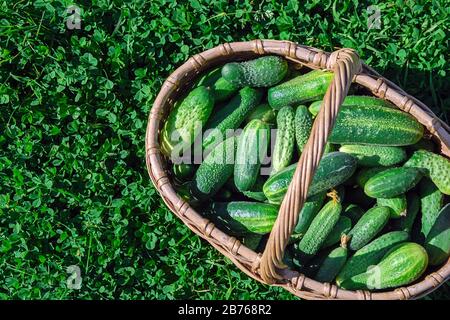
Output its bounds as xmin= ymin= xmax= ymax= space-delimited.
xmin=222 ymin=56 xmax=288 ymax=88
xmin=339 ymin=242 xmax=428 ymax=290
xmin=172 ymin=163 xmax=195 ymax=181
xmin=205 ymin=97 xmax=242 ymax=130
xmin=364 ymin=167 xmax=423 ymax=198
xmin=272 ymin=106 xmax=295 ymax=173
xmin=161 ymin=86 xmax=214 ymax=157
xmin=343 ymin=204 xmax=365 ymax=225
xmin=293 ymin=192 xmax=326 ymax=236
xmin=424 ymin=203 xmax=450 ymax=266
xmin=398 ymin=192 xmax=420 ymax=233
xmin=294 ymin=105 xmax=313 ymax=153
xmin=213 ymin=77 xmax=240 ymax=102
xmin=327 ymin=105 xmax=423 ymax=146
xmin=377 ymin=195 xmax=407 ymax=219
xmin=322 ymin=216 xmax=352 ymax=248
xmin=308 ymin=95 xmax=394 ymax=117
xmin=336 ymin=231 xmax=409 ymax=286
xmin=268 ymin=70 xmax=334 ymax=109
xmin=242 ymin=233 xmax=264 ymax=251
xmin=234 ymin=120 xmax=270 ymax=192
xmin=241 ymin=176 xmax=267 ymax=202
xmin=263 ymin=152 xmax=357 ymax=204
xmin=315 ymin=238 xmax=349 ymax=283
xmin=195 ymin=67 xmax=222 ymax=88
xmin=245 ymin=103 xmax=276 ymax=125
xmin=339 ymin=145 xmax=407 ymax=167
xmin=203 ymin=87 xmax=262 ymax=153
xmin=296 ymin=198 xmax=342 ymax=260
xmin=356 ymin=167 xmax=385 ymax=189
xmin=404 ymin=150 xmax=450 ymax=195
xmin=206 ymin=201 xmax=279 ymax=235
xmin=419 ymin=179 xmax=444 ymax=238
xmin=347 ymin=206 xmax=391 ymax=251
xmin=192 ymin=136 xmax=236 ymax=200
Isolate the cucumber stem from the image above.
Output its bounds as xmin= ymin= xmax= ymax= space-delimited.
xmin=327 ymin=189 xmax=340 ymax=204
xmin=340 ymin=234 xmax=350 ymax=248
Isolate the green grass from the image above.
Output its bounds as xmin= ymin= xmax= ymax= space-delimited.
xmin=0 ymin=0 xmax=448 ymax=299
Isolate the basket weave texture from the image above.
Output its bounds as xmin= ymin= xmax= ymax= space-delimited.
xmin=145 ymin=40 xmax=450 ymax=300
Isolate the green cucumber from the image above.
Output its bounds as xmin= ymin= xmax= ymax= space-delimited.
xmin=339 ymin=242 xmax=428 ymax=290
xmin=222 ymin=56 xmax=288 ymax=88
xmin=213 ymin=77 xmax=240 ymax=102
xmin=398 ymin=192 xmax=420 ymax=234
xmin=263 ymin=152 xmax=357 ymax=204
xmin=364 ymin=167 xmax=423 ymax=198
xmin=356 ymin=167 xmax=385 ymax=189
xmin=404 ymin=150 xmax=450 ymax=195
xmin=322 ymin=216 xmax=352 ymax=248
xmin=293 ymin=192 xmax=326 ymax=236
xmin=308 ymin=95 xmax=394 ymax=117
xmin=336 ymin=231 xmax=409 ymax=286
xmin=347 ymin=206 xmax=391 ymax=251
xmin=234 ymin=120 xmax=270 ymax=192
xmin=296 ymin=198 xmax=342 ymax=259
xmin=419 ymin=179 xmax=444 ymax=238
xmin=294 ymin=105 xmax=313 ymax=153
xmin=242 ymin=176 xmax=267 ymax=202
xmin=272 ymin=106 xmax=295 ymax=173
xmin=161 ymin=86 xmax=214 ymax=157
xmin=196 ymin=67 xmax=222 ymax=88
xmin=343 ymin=204 xmax=365 ymax=225
xmin=424 ymin=203 xmax=450 ymax=265
xmin=339 ymin=145 xmax=407 ymax=167
xmin=315 ymin=242 xmax=348 ymax=283
xmin=206 ymin=201 xmax=279 ymax=235
xmin=268 ymin=70 xmax=334 ymax=109
xmin=242 ymin=233 xmax=264 ymax=251
xmin=192 ymin=136 xmax=236 ymax=200
xmin=377 ymin=195 xmax=407 ymax=219
xmin=245 ymin=103 xmax=276 ymax=125
xmin=203 ymin=87 xmax=262 ymax=153
xmin=172 ymin=163 xmax=195 ymax=181
xmin=327 ymin=105 xmax=423 ymax=146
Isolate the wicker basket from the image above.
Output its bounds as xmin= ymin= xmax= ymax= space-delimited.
xmin=145 ymin=40 xmax=450 ymax=300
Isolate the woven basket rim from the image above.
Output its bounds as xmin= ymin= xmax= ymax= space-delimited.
xmin=145 ymin=39 xmax=450 ymax=300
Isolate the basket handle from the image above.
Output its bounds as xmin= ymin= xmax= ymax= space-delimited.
xmin=259 ymin=48 xmax=362 ymax=283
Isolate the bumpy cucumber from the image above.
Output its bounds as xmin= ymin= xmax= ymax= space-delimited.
xmin=293 ymin=192 xmax=326 ymax=236
xmin=222 ymin=56 xmax=288 ymax=88
xmin=377 ymin=195 xmax=407 ymax=219
xmin=234 ymin=120 xmax=270 ymax=192
xmin=343 ymin=204 xmax=365 ymax=225
xmin=398 ymin=192 xmax=420 ymax=234
xmin=263 ymin=152 xmax=357 ymax=204
xmin=308 ymin=95 xmax=394 ymax=117
xmin=192 ymin=136 xmax=236 ymax=200
xmin=322 ymin=216 xmax=352 ymax=248
xmin=245 ymin=103 xmax=276 ymax=125
xmin=339 ymin=145 xmax=407 ymax=167
xmin=404 ymin=150 xmax=450 ymax=195
xmin=268 ymin=70 xmax=334 ymax=109
xmin=294 ymin=105 xmax=313 ymax=153
xmin=161 ymin=86 xmax=214 ymax=157
xmin=213 ymin=77 xmax=240 ymax=102
xmin=327 ymin=105 xmax=423 ymax=146
xmin=296 ymin=198 xmax=342 ymax=259
xmin=347 ymin=206 xmax=391 ymax=251
xmin=336 ymin=231 xmax=409 ymax=286
xmin=203 ymin=87 xmax=262 ymax=153
xmin=206 ymin=201 xmax=279 ymax=235
xmin=356 ymin=167 xmax=385 ymax=189
xmin=364 ymin=167 xmax=423 ymax=198
xmin=272 ymin=106 xmax=295 ymax=173
xmin=419 ymin=179 xmax=444 ymax=238
xmin=339 ymin=242 xmax=428 ymax=290
xmin=424 ymin=203 xmax=450 ymax=266
xmin=315 ymin=243 xmax=348 ymax=283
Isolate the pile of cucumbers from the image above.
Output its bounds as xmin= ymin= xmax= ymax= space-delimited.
xmin=160 ymin=55 xmax=450 ymax=291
